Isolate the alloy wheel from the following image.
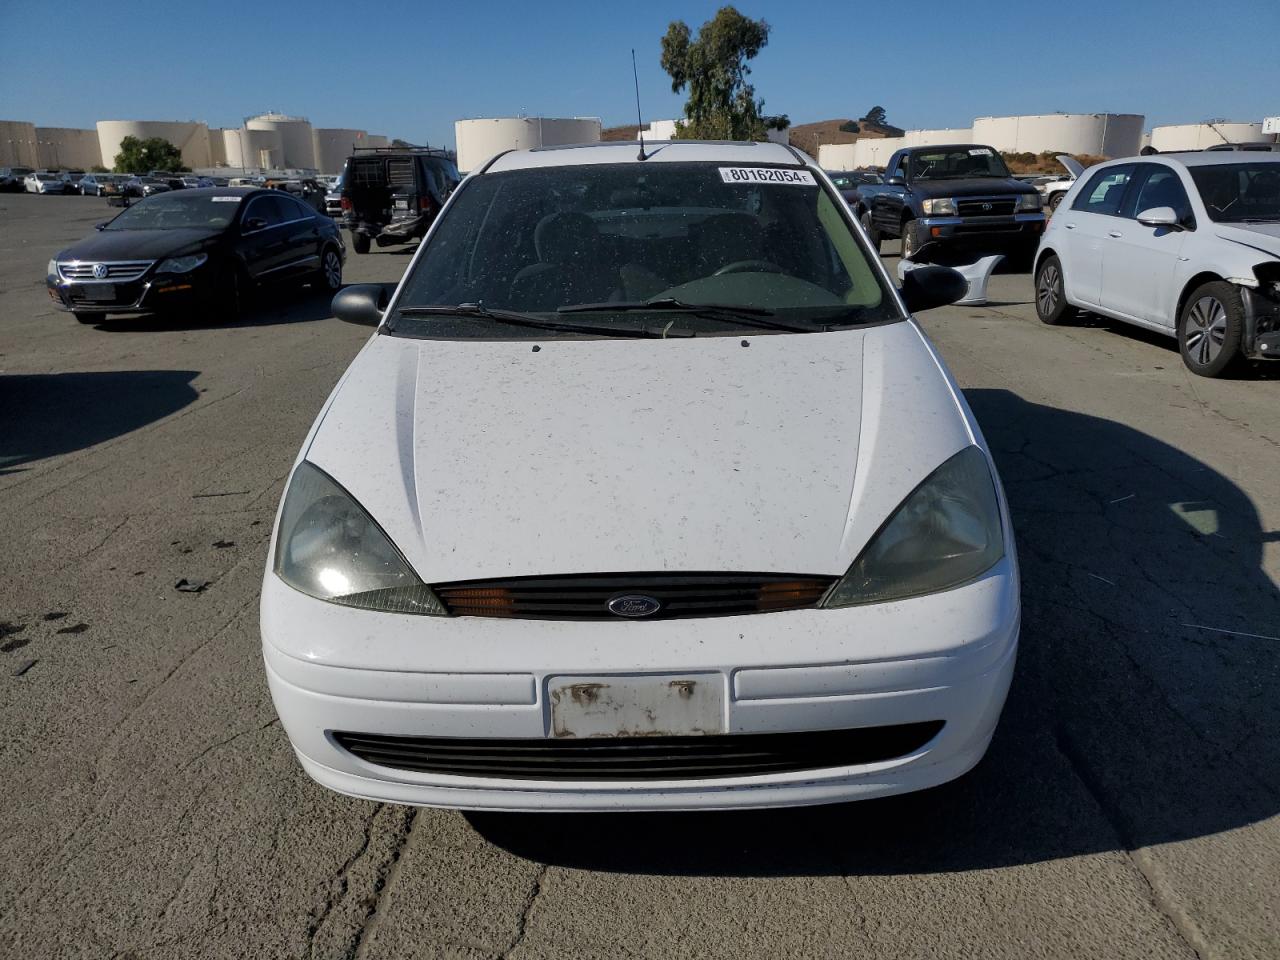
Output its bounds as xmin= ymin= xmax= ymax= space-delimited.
xmin=323 ymin=250 xmax=342 ymax=290
xmin=1184 ymin=296 xmax=1227 ymax=366
xmin=1036 ymin=263 xmax=1060 ymax=316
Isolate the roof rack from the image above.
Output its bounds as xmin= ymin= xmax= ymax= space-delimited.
xmin=350 ymin=145 xmax=455 ymax=158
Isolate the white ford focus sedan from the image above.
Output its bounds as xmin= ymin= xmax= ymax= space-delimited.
xmin=1034 ymin=151 xmax=1280 ymax=376
xmin=261 ymin=140 xmax=1019 ymax=811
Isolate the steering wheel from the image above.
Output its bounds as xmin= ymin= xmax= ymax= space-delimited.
xmin=713 ymin=259 xmax=784 ymax=276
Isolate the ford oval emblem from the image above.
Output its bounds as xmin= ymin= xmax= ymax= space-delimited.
xmin=607 ymin=594 xmax=662 ymax=618
xmin=92 ymin=263 xmax=108 ymax=279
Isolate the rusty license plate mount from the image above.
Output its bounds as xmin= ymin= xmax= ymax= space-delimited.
xmin=548 ymin=673 xmax=725 ymax=739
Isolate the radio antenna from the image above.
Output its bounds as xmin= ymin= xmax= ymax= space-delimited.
xmin=632 ymin=49 xmax=649 ymax=161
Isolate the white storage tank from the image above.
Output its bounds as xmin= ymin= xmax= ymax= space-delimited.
xmin=313 ymin=128 xmax=368 ymax=174
xmin=246 ymin=113 xmax=316 ymax=170
xmin=34 ymin=127 xmax=101 ymax=169
xmin=96 ymin=120 xmax=211 ymax=170
xmin=972 ymin=113 xmax=1144 ymax=157
xmin=364 ymin=135 xmax=390 ymax=150
xmin=853 ymin=137 xmax=905 ymax=169
xmin=817 ymin=143 xmax=857 ymax=171
xmin=1149 ymin=122 xmax=1269 ymax=152
xmin=455 ymin=117 xmax=602 ymax=172
xmin=218 ymin=127 xmax=283 ymax=171
xmin=903 ymin=128 xmax=974 ymax=147
xmin=0 ymin=120 xmax=40 ymax=166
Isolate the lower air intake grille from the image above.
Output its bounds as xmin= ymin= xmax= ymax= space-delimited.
xmin=334 ymin=722 xmax=945 ymax=781
xmin=432 ymin=572 xmax=838 ymax=620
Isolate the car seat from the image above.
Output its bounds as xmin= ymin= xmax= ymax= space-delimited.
xmin=508 ymin=212 xmax=619 ymax=310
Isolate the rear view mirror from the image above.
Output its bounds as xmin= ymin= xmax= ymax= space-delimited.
xmin=332 ymin=283 xmax=389 ymax=326
xmin=899 ymin=265 xmax=968 ymax=313
xmin=1137 ymin=206 xmax=1181 ymax=229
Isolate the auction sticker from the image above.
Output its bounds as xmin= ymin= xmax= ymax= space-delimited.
xmin=211 ymin=196 xmax=240 ymax=202
xmin=719 ymin=167 xmax=816 ymax=186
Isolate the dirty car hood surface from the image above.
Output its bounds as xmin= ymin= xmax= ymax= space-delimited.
xmin=304 ymin=325 xmax=969 ymax=583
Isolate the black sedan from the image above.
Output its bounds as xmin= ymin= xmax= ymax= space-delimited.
xmin=46 ymin=187 xmax=345 ymax=324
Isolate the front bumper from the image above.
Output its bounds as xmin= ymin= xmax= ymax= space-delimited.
xmin=261 ymin=560 xmax=1020 ymax=811
xmin=46 ymin=269 xmax=207 ymax=315
xmin=916 ymin=213 xmax=1045 ymax=252
xmin=1242 ymin=286 xmax=1280 ymax=359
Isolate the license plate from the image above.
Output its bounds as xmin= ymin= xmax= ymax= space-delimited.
xmin=394 ymin=199 xmax=409 ymax=210
xmin=80 ymin=283 xmax=116 ymax=301
xmin=548 ymin=673 xmax=725 ymax=739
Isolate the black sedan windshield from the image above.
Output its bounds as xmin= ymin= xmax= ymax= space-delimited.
xmin=391 ymin=162 xmax=896 ymax=339
xmin=106 ymin=193 xmax=243 ymax=230
xmin=1190 ymin=162 xmax=1280 ymax=222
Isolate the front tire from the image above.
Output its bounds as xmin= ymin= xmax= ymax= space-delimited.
xmin=1048 ymin=192 xmax=1065 ymax=212
xmin=859 ymin=211 xmax=881 ymax=251
xmin=351 ymin=232 xmax=371 ymax=255
xmin=900 ymin=218 xmax=919 ymax=260
xmin=73 ymin=311 xmax=105 ymax=325
xmin=1034 ymin=254 xmax=1077 ymax=325
xmin=316 ymin=246 xmax=343 ymax=293
xmin=1179 ymin=281 xmax=1244 ymax=378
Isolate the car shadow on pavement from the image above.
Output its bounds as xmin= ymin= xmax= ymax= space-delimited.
xmin=92 ymin=286 xmax=338 ymax=332
xmin=0 ymin=370 xmax=199 ymax=474
xmin=468 ymin=389 xmax=1280 ymax=876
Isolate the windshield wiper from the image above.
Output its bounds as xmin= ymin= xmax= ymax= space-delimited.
xmin=396 ymin=303 xmax=661 ymax=338
xmin=559 ymin=298 xmax=816 ymax=333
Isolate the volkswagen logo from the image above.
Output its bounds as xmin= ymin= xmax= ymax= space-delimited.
xmin=91 ymin=263 xmax=108 ymax=279
xmin=607 ymin=595 xmax=662 ymax=618
xmin=981 ymin=202 xmax=993 ymax=212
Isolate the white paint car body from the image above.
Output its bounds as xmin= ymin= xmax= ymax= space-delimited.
xmin=1035 ymin=152 xmax=1280 ymax=373
xmin=261 ymin=141 xmax=1019 ymax=811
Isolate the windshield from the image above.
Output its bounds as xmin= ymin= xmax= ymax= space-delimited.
xmin=105 ymin=193 xmax=242 ymax=230
xmin=390 ymin=161 xmax=896 ymax=339
xmin=911 ymin=147 xmax=1011 ymax=181
xmin=1189 ymin=162 xmax=1280 ymax=222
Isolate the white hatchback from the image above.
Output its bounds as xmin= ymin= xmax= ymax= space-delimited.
xmin=261 ymin=140 xmax=1019 ymax=811
xmin=1034 ymin=152 xmax=1280 ymax=376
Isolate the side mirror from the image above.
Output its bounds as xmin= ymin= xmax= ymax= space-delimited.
xmin=243 ymin=216 xmax=268 ymax=232
xmin=886 ymin=175 xmax=906 ymax=187
xmin=1136 ymin=206 xmax=1181 ymax=230
xmin=332 ymin=283 xmax=389 ymax=326
xmin=899 ymin=264 xmax=969 ymax=313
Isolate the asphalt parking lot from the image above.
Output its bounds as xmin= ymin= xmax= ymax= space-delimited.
xmin=1 ymin=192 xmax=1277 ymax=960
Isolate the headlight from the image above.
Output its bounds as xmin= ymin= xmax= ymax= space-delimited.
xmin=47 ymin=258 xmax=57 ymax=277
xmin=824 ymin=446 xmax=1004 ymax=607
xmin=921 ymin=198 xmax=957 ymax=216
xmin=1017 ymin=193 xmax=1043 ymax=211
xmin=156 ymin=253 xmax=208 ymax=274
xmin=274 ymin=461 xmax=447 ymax=615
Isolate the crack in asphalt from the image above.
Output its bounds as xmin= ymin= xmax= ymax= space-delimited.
xmin=499 ymin=862 xmax=549 ymax=959
xmin=1054 ymin=726 xmax=1210 ymax=960
xmin=350 ymin=807 xmax=417 ymax=960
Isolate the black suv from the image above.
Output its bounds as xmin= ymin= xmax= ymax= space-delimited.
xmin=339 ymin=147 xmax=460 ymax=253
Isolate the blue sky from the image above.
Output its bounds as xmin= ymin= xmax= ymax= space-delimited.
xmin=1 ymin=0 xmax=1276 ymax=147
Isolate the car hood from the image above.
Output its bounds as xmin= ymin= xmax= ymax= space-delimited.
xmin=1214 ymin=222 xmax=1280 ymax=258
xmin=58 ymin=227 xmax=221 ymax=262
xmin=911 ymin=177 xmax=1038 ymax=199
xmin=303 ymin=323 xmax=975 ymax=584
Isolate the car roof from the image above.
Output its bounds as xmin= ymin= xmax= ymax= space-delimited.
xmin=1126 ymin=151 xmax=1280 ymax=169
xmin=485 ymin=140 xmax=806 ymax=173
xmin=149 ymin=186 xmax=258 ymax=198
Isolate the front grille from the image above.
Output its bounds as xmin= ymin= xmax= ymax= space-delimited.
xmin=956 ymin=198 xmax=1016 ymax=217
xmin=335 ymin=722 xmax=945 ymax=781
xmin=58 ymin=260 xmax=152 ymax=282
xmin=432 ymin=572 xmax=837 ymax=620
